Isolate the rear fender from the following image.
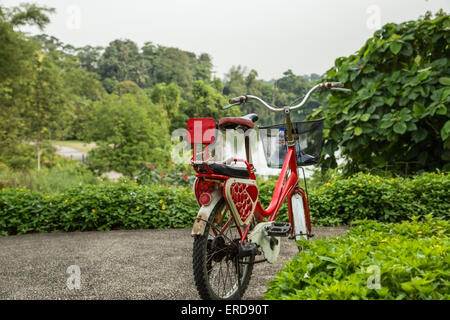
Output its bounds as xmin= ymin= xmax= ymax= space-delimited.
xmin=191 ymin=188 xmax=223 ymax=237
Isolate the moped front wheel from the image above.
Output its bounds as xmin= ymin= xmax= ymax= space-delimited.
xmin=192 ymin=198 xmax=254 ymax=300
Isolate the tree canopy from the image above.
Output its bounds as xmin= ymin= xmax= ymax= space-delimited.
xmin=5 ymin=3 xmax=446 ymax=177
xmin=86 ymin=93 xmax=170 ymax=176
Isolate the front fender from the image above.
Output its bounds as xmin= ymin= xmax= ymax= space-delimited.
xmin=191 ymin=189 xmax=223 ymax=237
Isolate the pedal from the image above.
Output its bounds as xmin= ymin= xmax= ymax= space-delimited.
xmin=265 ymin=222 xmax=291 ymax=237
xmin=238 ymin=242 xmax=258 ymax=257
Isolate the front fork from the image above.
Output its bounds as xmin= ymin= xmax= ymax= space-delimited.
xmin=287 ymin=187 xmax=312 ymax=240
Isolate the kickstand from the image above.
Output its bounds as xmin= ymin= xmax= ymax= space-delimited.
xmin=236 ymin=257 xmax=242 ymax=298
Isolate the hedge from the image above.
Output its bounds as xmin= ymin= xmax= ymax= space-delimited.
xmin=0 ymin=172 xmax=448 ymax=236
xmin=0 ymin=183 xmax=197 ymax=236
xmin=260 ymin=172 xmax=449 ymax=225
xmin=307 ymin=172 xmax=450 ymax=225
xmin=265 ymin=216 xmax=450 ymax=300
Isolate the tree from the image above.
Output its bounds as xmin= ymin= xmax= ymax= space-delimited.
xmin=223 ymin=65 xmax=247 ymax=96
xmin=31 ymin=35 xmax=106 ymax=141
xmin=245 ymin=69 xmax=261 ymax=96
xmin=141 ymin=41 xmax=157 ymax=86
xmin=194 ymin=53 xmax=213 ymax=81
xmin=0 ymin=2 xmax=57 ymax=169
xmin=2 ymin=3 xmax=54 ymax=30
xmin=21 ymin=50 xmax=68 ymax=171
xmin=317 ymin=11 xmax=450 ymax=174
xmin=309 ymin=73 xmax=322 ymax=82
xmin=85 ymin=93 xmax=170 ymax=176
xmin=222 ymin=66 xmax=317 ymax=125
xmin=76 ymin=45 xmax=103 ymax=73
xmin=153 ymin=47 xmax=194 ymax=91
xmin=114 ymin=80 xmax=141 ymax=96
xmin=0 ymin=3 xmax=53 ymax=82
xmin=149 ymin=82 xmax=184 ymax=130
xmin=187 ymin=80 xmax=240 ymax=119
xmin=98 ymin=39 xmax=148 ymax=91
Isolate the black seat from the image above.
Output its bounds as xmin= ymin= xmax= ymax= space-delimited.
xmin=208 ymin=163 xmax=250 ymax=178
xmin=193 ymin=162 xmax=250 ymax=178
xmin=218 ymin=113 xmax=259 ymax=131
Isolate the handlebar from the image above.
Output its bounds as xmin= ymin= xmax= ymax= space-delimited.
xmin=223 ymin=81 xmax=351 ymax=112
xmin=229 ymin=95 xmax=248 ymax=104
xmin=322 ymin=82 xmax=344 ymax=89
xmin=330 ymin=87 xmax=352 ymax=93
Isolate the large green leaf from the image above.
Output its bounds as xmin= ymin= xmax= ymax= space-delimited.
xmin=441 ymin=120 xmax=450 ymax=141
xmin=413 ymin=102 xmax=426 ymax=117
xmin=360 ymin=114 xmax=371 ymax=122
xmin=412 ymin=128 xmax=428 ymax=143
xmin=380 ymin=120 xmax=393 ymax=129
xmin=393 ymin=122 xmax=407 ymax=134
xmin=407 ymin=122 xmax=417 ymax=131
xmin=384 ymin=97 xmax=396 ymax=107
xmin=439 ymin=77 xmax=450 ymax=86
xmin=390 ymin=41 xmax=403 ymax=55
xmin=354 ymin=127 xmax=363 ymax=136
xmin=401 ymin=43 xmax=413 ymax=56
xmin=417 ymin=71 xmax=431 ymax=82
xmin=371 ymin=96 xmax=385 ymax=108
xmin=443 ymin=88 xmax=450 ymax=100
xmin=399 ymin=108 xmax=413 ymax=121
xmin=436 ymin=104 xmax=447 ymax=115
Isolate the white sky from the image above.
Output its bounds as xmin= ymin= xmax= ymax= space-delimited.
xmin=3 ymin=0 xmax=449 ymax=80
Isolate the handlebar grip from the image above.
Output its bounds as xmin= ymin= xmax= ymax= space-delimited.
xmin=322 ymin=82 xmax=345 ymax=89
xmin=229 ymin=95 xmax=248 ymax=104
xmin=331 ymin=87 xmax=352 ymax=93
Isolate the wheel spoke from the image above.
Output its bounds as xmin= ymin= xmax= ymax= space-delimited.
xmin=194 ymin=200 xmax=254 ymax=299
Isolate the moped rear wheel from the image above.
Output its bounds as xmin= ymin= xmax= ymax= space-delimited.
xmin=193 ymin=198 xmax=254 ymax=300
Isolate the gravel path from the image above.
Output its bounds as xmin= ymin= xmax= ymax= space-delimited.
xmin=54 ymin=145 xmax=87 ymax=162
xmin=0 ymin=227 xmax=348 ymax=300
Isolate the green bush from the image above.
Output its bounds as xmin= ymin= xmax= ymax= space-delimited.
xmin=0 ymin=183 xmax=197 ymax=236
xmin=308 ymin=172 xmax=450 ymax=225
xmin=265 ymin=216 xmax=450 ymax=300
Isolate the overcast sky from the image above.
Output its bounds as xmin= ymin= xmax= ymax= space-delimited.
xmin=4 ymin=0 xmax=449 ymax=80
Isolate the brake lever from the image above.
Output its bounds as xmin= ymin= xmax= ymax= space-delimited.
xmin=222 ymin=102 xmax=242 ymax=110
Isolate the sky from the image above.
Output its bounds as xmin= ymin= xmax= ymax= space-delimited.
xmin=3 ymin=0 xmax=449 ymax=80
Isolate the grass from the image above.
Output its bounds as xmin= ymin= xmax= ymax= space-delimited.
xmin=0 ymin=163 xmax=102 ymax=194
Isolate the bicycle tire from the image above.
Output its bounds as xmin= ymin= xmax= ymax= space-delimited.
xmin=192 ymin=198 xmax=254 ymax=300
xmin=291 ymin=190 xmax=310 ymax=252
